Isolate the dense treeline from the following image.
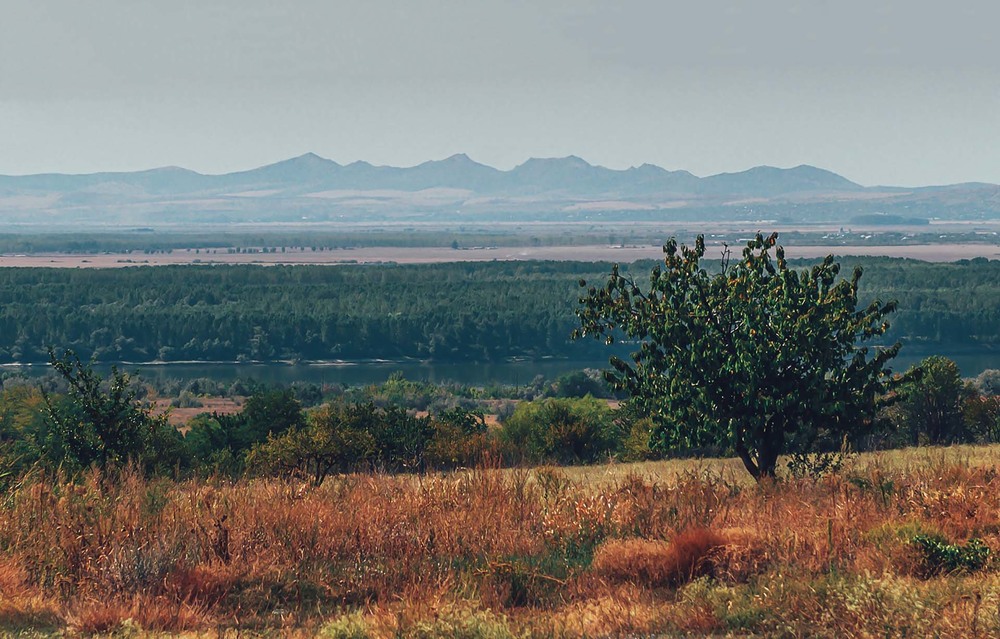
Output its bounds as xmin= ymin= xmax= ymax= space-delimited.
xmin=0 ymin=257 xmax=996 ymax=364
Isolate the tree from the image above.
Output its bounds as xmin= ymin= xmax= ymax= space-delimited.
xmin=42 ymin=349 xmax=183 ymax=473
xmin=964 ymin=394 xmax=1000 ymax=443
xmin=235 ymin=388 xmax=305 ymax=451
xmin=247 ymin=400 xmax=376 ymax=485
xmin=575 ymin=233 xmax=901 ymax=480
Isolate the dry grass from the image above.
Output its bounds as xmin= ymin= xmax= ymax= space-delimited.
xmin=3 ymin=446 xmax=1000 ymax=636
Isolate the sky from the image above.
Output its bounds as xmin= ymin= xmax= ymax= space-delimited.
xmin=1 ymin=1 xmax=998 ymax=186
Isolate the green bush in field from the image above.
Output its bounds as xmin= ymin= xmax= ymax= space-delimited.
xmin=320 ymin=612 xmax=371 ymax=639
xmin=911 ymin=534 xmax=990 ymax=576
xmin=499 ymin=396 xmax=619 ymax=464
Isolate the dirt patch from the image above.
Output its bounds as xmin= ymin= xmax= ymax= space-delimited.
xmin=152 ymin=396 xmax=243 ymax=429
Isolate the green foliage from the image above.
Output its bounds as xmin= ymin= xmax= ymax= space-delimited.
xmin=973 ymin=369 xmax=1000 ymax=396
xmin=619 ymin=416 xmax=657 ymax=462
xmin=0 ymin=386 xmax=50 ymax=481
xmin=911 ymin=534 xmax=990 ymax=576
xmin=234 ymin=388 xmax=305 ymax=451
xmin=499 ymin=396 xmax=619 ymax=464
xmin=247 ymin=400 xmax=377 ymax=485
xmin=896 ymin=356 xmax=969 ymax=445
xmin=319 ymin=612 xmax=371 ymax=639
xmin=181 ymin=389 xmax=304 ymax=476
xmin=0 ymin=259 xmax=995 ymax=364
xmin=246 ymin=399 xmax=465 ymax=481
xmin=964 ymin=395 xmax=1000 ymax=443
xmin=576 ymin=233 xmax=902 ymax=480
xmin=183 ymin=414 xmax=236 ymax=473
xmin=546 ymin=369 xmax=612 ymax=398
xmin=41 ymin=350 xmax=181 ymax=473
xmin=367 ymin=405 xmax=436 ymax=471
xmin=434 ymin=406 xmax=487 ymax=436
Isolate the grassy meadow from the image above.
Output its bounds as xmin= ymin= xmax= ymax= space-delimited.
xmin=0 ymin=446 xmax=999 ymax=637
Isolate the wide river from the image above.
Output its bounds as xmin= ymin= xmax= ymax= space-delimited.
xmin=7 ymin=351 xmax=997 ymax=387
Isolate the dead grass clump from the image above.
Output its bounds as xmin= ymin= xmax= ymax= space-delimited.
xmin=163 ymin=564 xmax=243 ymax=608
xmin=591 ymin=527 xmax=729 ymax=588
xmin=0 ymin=556 xmax=31 ymax=599
xmin=711 ymin=527 xmax=768 ymax=582
xmin=0 ymin=556 xmax=61 ymax=631
xmin=66 ymin=599 xmax=134 ymax=635
xmin=67 ymin=594 xmax=207 ymax=634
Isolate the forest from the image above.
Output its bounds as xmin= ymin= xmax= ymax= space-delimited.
xmin=0 ymin=257 xmax=996 ymax=364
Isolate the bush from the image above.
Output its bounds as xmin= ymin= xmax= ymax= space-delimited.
xmin=972 ymin=369 xmax=1000 ymax=396
xmin=911 ymin=534 xmax=990 ymax=577
xmin=499 ymin=396 xmax=619 ymax=464
xmin=547 ymin=369 xmax=612 ymax=399
xmin=41 ymin=350 xmax=182 ymax=474
xmin=170 ymin=391 xmax=203 ymax=409
xmin=247 ymin=400 xmax=377 ymax=484
xmin=320 ymin=612 xmax=371 ymax=639
xmin=620 ymin=416 xmax=657 ymax=462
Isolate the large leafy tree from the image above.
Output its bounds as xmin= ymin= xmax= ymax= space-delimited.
xmin=575 ymin=233 xmax=901 ymax=480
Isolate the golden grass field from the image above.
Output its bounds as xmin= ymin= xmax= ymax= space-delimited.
xmin=2 ymin=445 xmax=1000 ymax=637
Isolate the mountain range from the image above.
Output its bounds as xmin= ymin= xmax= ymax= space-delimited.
xmin=1 ymin=153 xmax=998 ymax=227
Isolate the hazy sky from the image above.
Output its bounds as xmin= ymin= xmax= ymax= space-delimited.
xmin=1 ymin=1 xmax=998 ymax=186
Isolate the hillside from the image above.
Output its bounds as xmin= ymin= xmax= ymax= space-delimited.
xmin=2 ymin=154 xmax=999 ymax=228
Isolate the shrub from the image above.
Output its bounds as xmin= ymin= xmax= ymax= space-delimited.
xmin=620 ymin=416 xmax=657 ymax=462
xmin=910 ymin=534 xmax=990 ymax=577
xmin=41 ymin=350 xmax=184 ymax=475
xmin=403 ymin=609 xmax=515 ymax=639
xmin=964 ymin=395 xmax=1000 ymax=443
xmin=170 ymin=391 xmax=203 ymax=409
xmin=320 ymin=612 xmax=371 ymax=639
xmin=896 ymin=356 xmax=969 ymax=445
xmin=499 ymin=396 xmax=619 ymax=464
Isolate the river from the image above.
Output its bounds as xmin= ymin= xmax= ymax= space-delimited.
xmin=4 ymin=350 xmax=997 ymax=387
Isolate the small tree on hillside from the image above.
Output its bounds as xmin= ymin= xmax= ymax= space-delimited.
xmin=42 ymin=349 xmax=183 ymax=474
xmin=897 ymin=356 xmax=969 ymax=445
xmin=575 ymin=233 xmax=902 ymax=480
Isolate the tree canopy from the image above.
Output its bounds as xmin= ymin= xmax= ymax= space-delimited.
xmin=575 ymin=233 xmax=902 ymax=480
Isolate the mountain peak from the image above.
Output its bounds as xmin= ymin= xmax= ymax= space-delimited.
xmin=287 ymin=152 xmax=335 ymax=165
xmin=254 ymin=152 xmax=340 ymax=171
xmin=513 ymin=155 xmax=595 ymax=171
xmin=702 ymin=164 xmax=862 ymax=194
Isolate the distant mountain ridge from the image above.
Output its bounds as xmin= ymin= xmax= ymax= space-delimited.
xmin=0 ymin=153 xmax=997 ymax=227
